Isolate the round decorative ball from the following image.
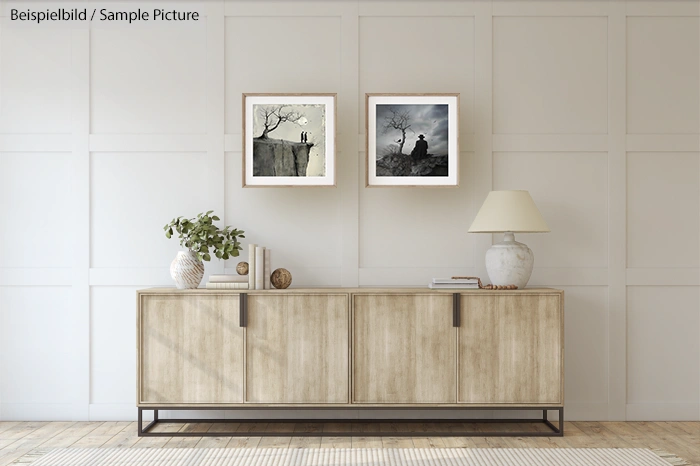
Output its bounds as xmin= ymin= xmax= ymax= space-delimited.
xmin=270 ymin=268 xmax=292 ymax=289
xmin=236 ymin=262 xmax=249 ymax=275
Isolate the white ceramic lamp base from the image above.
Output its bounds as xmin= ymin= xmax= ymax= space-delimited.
xmin=485 ymin=232 xmax=534 ymax=289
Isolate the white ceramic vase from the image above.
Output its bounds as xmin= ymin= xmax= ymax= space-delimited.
xmin=170 ymin=250 xmax=204 ymax=289
xmin=484 ymin=232 xmax=534 ymax=289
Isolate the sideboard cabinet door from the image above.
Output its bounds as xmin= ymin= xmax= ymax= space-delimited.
xmin=352 ymin=294 xmax=456 ymax=404
xmin=245 ymin=294 xmax=350 ymax=403
xmin=458 ymin=293 xmax=563 ymax=404
xmin=138 ymin=294 xmax=244 ymax=404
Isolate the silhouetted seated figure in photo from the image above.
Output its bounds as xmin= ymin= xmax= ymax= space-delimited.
xmin=411 ymin=134 xmax=428 ymax=160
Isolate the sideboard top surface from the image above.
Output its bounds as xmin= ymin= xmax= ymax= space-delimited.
xmin=138 ymin=287 xmax=563 ymax=295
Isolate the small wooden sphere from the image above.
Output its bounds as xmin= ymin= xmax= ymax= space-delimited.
xmin=236 ymin=262 xmax=249 ymax=275
xmin=270 ymin=268 xmax=292 ymax=289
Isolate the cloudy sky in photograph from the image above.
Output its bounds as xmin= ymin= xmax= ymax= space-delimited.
xmin=375 ymin=104 xmax=449 ymax=157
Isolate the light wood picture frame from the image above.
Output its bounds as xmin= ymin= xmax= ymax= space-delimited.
xmin=366 ymin=93 xmax=459 ymax=187
xmin=243 ymin=93 xmax=337 ymax=187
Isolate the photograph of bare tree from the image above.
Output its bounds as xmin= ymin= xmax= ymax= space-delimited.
xmin=243 ymin=94 xmax=336 ymax=187
xmin=376 ymin=104 xmax=449 ymax=177
xmin=366 ymin=94 xmax=459 ymax=187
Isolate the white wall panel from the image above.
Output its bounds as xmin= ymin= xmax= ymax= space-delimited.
xmin=627 ymin=17 xmax=700 ymax=134
xmin=91 ymin=152 xmax=214 ymax=268
xmin=627 ymin=287 xmax=700 ymax=406
xmin=90 ymin=287 xmax=138 ymax=405
xmin=0 ymin=28 xmax=72 ymax=134
xmin=0 ymin=153 xmax=73 ymax=268
xmin=560 ymin=286 xmax=609 ymax=406
xmin=90 ymin=25 xmax=207 ymax=134
xmin=224 ymin=152 xmax=342 ymax=272
xmin=0 ymin=287 xmax=77 ymax=405
xmin=359 ymin=152 xmax=474 ymax=269
xmin=359 ymin=16 xmax=475 ymax=134
xmin=493 ymin=16 xmax=608 ymax=134
xmin=627 ymin=152 xmax=700 ymax=268
xmin=493 ymin=152 xmax=608 ymax=268
xmin=224 ymin=16 xmax=342 ymax=134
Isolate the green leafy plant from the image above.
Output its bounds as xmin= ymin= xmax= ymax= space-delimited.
xmin=164 ymin=211 xmax=245 ymax=262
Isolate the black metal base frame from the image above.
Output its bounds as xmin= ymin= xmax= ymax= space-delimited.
xmin=138 ymin=407 xmax=563 ymax=437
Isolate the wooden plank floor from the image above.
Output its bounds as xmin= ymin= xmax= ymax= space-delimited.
xmin=0 ymin=422 xmax=696 ymax=466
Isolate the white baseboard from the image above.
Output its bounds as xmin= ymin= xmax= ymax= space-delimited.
xmin=565 ymin=402 xmax=609 ymax=421
xmin=626 ymin=403 xmax=700 ymax=421
xmin=1 ymin=403 xmax=85 ymax=421
xmin=89 ymin=403 xmax=144 ymax=421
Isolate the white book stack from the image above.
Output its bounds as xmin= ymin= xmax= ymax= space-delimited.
xmin=206 ymin=274 xmax=249 ymax=289
xmin=428 ymin=278 xmax=480 ymax=289
xmin=242 ymin=244 xmax=273 ymax=291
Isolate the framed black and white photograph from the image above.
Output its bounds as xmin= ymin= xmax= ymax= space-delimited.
xmin=366 ymin=94 xmax=459 ymax=187
xmin=243 ymin=93 xmax=336 ymax=187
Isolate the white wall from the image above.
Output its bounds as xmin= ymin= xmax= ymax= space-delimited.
xmin=0 ymin=0 xmax=698 ymax=422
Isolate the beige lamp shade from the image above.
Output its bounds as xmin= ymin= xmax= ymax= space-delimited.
xmin=469 ymin=190 xmax=550 ymax=233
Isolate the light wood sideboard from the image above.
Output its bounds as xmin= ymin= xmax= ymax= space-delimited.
xmin=136 ymin=288 xmax=564 ymax=437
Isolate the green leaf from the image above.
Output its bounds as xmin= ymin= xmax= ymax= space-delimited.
xmin=212 ymin=216 xmax=220 ymax=221
xmin=203 ymin=253 xmax=211 ymax=261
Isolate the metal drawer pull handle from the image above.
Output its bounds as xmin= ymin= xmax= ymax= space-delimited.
xmin=453 ymin=293 xmax=460 ymax=327
xmin=240 ymin=293 xmax=247 ymax=327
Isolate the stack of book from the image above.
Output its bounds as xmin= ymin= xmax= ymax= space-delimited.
xmin=248 ymin=244 xmax=272 ymax=290
xmin=428 ymin=277 xmax=480 ymax=289
xmin=205 ymin=274 xmax=249 ymax=289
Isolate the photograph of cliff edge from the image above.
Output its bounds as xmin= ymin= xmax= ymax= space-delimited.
xmin=243 ymin=94 xmax=336 ymax=187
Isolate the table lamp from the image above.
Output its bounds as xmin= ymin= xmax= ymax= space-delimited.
xmin=469 ymin=190 xmax=550 ymax=289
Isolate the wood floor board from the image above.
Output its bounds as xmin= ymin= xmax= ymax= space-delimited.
xmin=164 ymin=436 xmax=203 ymax=448
xmin=257 ymin=436 xmax=291 ymax=448
xmin=411 ymin=436 xmax=446 ymax=448
xmin=351 ymin=436 xmax=382 ymax=448
xmin=101 ymin=422 xmax=140 ymax=449
xmin=206 ymin=423 xmax=240 ymax=434
xmin=288 ymin=436 xmax=322 ymax=448
xmin=71 ymin=422 xmax=130 ymax=448
xmin=380 ymin=436 xmax=414 ymax=448
xmin=195 ymin=436 xmax=230 ymax=448
xmin=38 ymin=422 xmax=104 ymax=449
xmin=319 ymin=436 xmax=352 ymax=448
xmin=225 ymin=436 xmax=262 ymax=448
xmin=0 ymin=423 xmax=47 ymax=441
xmin=441 ymin=435 xmax=478 ymax=448
xmin=0 ymin=423 xmax=23 ymax=436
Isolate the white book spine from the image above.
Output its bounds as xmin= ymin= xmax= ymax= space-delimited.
xmin=255 ymin=246 xmax=265 ymax=290
xmin=264 ymin=249 xmax=271 ymax=290
xmin=248 ymin=244 xmax=256 ymax=290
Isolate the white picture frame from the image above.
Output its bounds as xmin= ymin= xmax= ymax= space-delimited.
xmin=366 ymin=93 xmax=459 ymax=187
